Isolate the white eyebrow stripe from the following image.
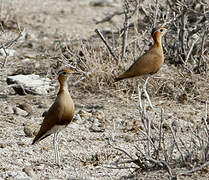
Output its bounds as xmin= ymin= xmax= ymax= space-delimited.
xmin=58 ymin=70 xmax=64 ymax=76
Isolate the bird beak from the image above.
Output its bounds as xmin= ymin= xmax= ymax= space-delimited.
xmin=72 ymin=71 xmax=82 ymax=75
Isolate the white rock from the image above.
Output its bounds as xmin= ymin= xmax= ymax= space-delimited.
xmin=13 ymin=107 xmax=28 ymax=116
xmin=8 ymin=171 xmax=32 ymax=180
xmin=0 ymin=48 xmax=17 ymax=57
xmin=5 ymin=105 xmax=14 ymax=114
xmin=7 ymin=74 xmax=54 ymax=95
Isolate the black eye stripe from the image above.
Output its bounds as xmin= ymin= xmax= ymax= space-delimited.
xmin=58 ymin=71 xmax=67 ymax=76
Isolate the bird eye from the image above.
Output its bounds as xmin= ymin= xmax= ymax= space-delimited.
xmin=159 ymin=29 xmax=163 ymax=32
xmin=62 ymin=72 xmax=67 ymax=75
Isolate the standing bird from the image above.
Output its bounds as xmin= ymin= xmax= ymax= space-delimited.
xmin=115 ymin=27 xmax=167 ymax=81
xmin=115 ymin=27 xmax=167 ymax=108
xmin=32 ymin=68 xmax=75 ymax=165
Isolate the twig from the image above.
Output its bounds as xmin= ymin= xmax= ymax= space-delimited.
xmin=108 ymin=140 xmax=134 ymax=160
xmin=146 ymin=157 xmax=174 ymax=178
xmin=185 ymin=36 xmax=199 ymax=64
xmin=1 ymin=31 xmax=22 ymax=67
xmin=203 ymin=101 xmax=209 ymax=161
xmin=157 ymin=108 xmax=164 ymax=159
xmin=203 ymin=102 xmax=209 ymax=134
xmin=1 ymin=45 xmax=8 ymax=68
xmin=95 ymin=11 xmax=124 ymax=24
xmin=180 ymin=10 xmax=187 ymax=58
xmin=201 ymin=28 xmax=208 ymax=56
xmin=138 ymin=84 xmax=143 ymax=109
xmin=138 ymin=129 xmax=157 ymax=153
xmin=72 ymin=69 xmax=96 ymax=86
xmin=0 ymin=31 xmax=22 ymax=49
xmin=170 ymin=125 xmax=185 ymax=161
xmin=95 ymin=29 xmax=118 ymax=62
xmin=104 ymin=165 xmax=137 ymax=170
xmin=121 ymin=0 xmax=130 ymax=61
xmin=179 ymin=161 xmax=209 ymax=175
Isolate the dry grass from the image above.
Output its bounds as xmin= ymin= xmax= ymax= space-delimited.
xmin=45 ymin=0 xmax=209 ymax=104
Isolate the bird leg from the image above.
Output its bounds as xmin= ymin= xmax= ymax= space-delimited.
xmin=137 ymin=84 xmax=143 ymax=109
xmin=143 ymin=77 xmax=154 ymax=109
xmin=53 ymin=132 xmax=60 ymax=165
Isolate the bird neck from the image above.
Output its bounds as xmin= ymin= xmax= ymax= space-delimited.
xmin=153 ymin=32 xmax=162 ymax=48
xmin=58 ymin=80 xmax=69 ymax=95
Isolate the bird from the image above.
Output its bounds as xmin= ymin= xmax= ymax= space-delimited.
xmin=32 ymin=68 xmax=76 ymax=165
xmin=115 ymin=27 xmax=167 ymax=108
xmin=115 ymin=26 xmax=167 ymax=82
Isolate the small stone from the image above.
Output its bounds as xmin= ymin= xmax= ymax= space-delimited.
xmin=24 ymin=126 xmax=34 ymax=137
xmin=124 ymin=135 xmax=133 ymax=142
xmin=5 ymin=177 xmax=15 ymax=180
xmin=163 ymin=121 xmax=169 ymax=130
xmin=90 ymin=0 xmax=118 ymax=7
xmin=89 ymin=122 xmax=105 ymax=133
xmin=17 ymin=103 xmax=33 ymax=116
xmin=7 ymin=74 xmax=54 ymax=95
xmin=177 ymin=93 xmax=188 ymax=104
xmin=22 ymin=167 xmax=37 ymax=179
xmin=5 ymin=105 xmax=14 ymax=114
xmin=87 ymin=117 xmax=95 ymax=123
xmin=0 ymin=48 xmax=17 ymax=57
xmin=0 ymin=143 xmax=6 ymax=148
xmin=13 ymin=107 xmax=28 ymax=116
xmin=93 ymin=110 xmax=105 ymax=120
xmin=171 ymin=120 xmax=180 ymax=132
xmin=78 ymin=109 xmax=92 ymax=119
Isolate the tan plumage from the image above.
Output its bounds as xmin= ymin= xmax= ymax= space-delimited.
xmin=32 ymin=68 xmax=75 ymax=165
xmin=115 ymin=27 xmax=167 ymax=81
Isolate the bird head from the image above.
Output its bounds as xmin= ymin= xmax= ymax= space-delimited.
xmin=151 ymin=27 xmax=167 ymax=38
xmin=57 ymin=68 xmax=73 ymax=83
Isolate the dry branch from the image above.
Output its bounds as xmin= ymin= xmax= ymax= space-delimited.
xmin=95 ymin=29 xmax=118 ymax=63
xmin=1 ymin=31 xmax=22 ymax=67
xmin=95 ymin=11 xmax=124 ymax=24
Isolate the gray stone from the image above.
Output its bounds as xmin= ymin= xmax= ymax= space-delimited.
xmin=24 ymin=126 xmax=34 ymax=137
xmin=22 ymin=167 xmax=37 ymax=179
xmin=0 ymin=48 xmax=17 ymax=57
xmin=7 ymin=74 xmax=54 ymax=95
xmin=5 ymin=105 xmax=14 ymax=114
xmin=90 ymin=0 xmax=119 ymax=7
xmin=13 ymin=107 xmax=28 ymax=116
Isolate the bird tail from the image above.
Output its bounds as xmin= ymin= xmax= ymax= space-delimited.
xmin=114 ymin=73 xmax=130 ymax=82
xmin=32 ymin=133 xmax=51 ymax=145
xmin=114 ymin=77 xmax=122 ymax=82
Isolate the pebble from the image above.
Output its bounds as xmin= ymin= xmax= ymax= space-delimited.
xmin=0 ymin=48 xmax=17 ymax=57
xmin=24 ymin=126 xmax=34 ymax=137
xmin=78 ymin=109 xmax=92 ymax=119
xmin=5 ymin=105 xmax=14 ymax=114
xmin=7 ymin=74 xmax=54 ymax=95
xmin=92 ymin=110 xmax=105 ymax=120
xmin=22 ymin=167 xmax=37 ymax=179
xmin=13 ymin=107 xmax=28 ymax=117
xmin=89 ymin=120 xmax=105 ymax=133
xmin=0 ymin=143 xmax=6 ymax=148
xmin=17 ymin=103 xmax=33 ymax=116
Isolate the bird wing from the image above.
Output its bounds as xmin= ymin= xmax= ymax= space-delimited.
xmin=128 ymin=52 xmax=162 ymax=75
xmin=120 ymin=51 xmax=163 ymax=79
xmin=32 ymin=100 xmax=64 ymax=144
